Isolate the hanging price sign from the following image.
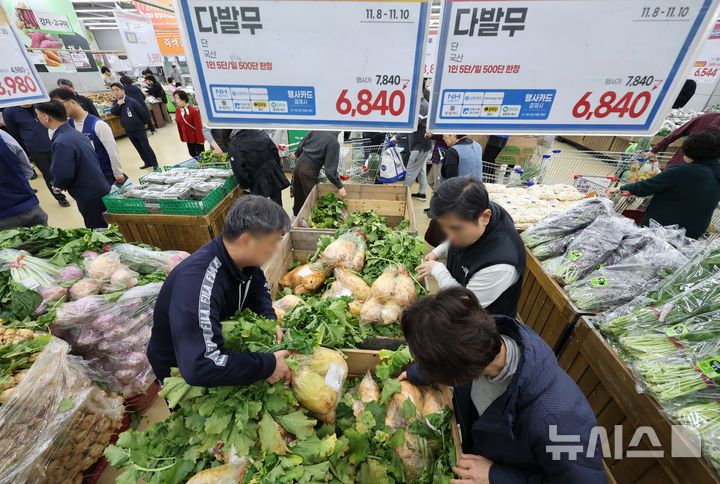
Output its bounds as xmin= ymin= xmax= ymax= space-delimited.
xmin=0 ymin=4 xmax=48 ymax=108
xmin=429 ymin=0 xmax=720 ymax=135
xmin=175 ymin=0 xmax=429 ymax=130
xmin=115 ymin=9 xmax=164 ymax=67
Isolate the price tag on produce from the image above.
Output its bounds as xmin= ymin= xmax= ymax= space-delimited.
xmin=0 ymin=4 xmax=48 ymax=108
xmin=428 ymin=0 xmax=720 ymax=135
xmin=174 ymin=0 xmax=429 ymax=130
xmin=114 ymin=9 xmax=164 ymax=67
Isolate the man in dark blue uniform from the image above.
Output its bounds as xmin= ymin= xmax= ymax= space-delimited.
xmin=35 ymin=101 xmax=110 ymax=229
xmin=3 ymin=104 xmax=70 ymax=207
xmin=110 ymin=83 xmax=158 ymax=169
xmin=0 ymin=134 xmax=48 ymax=230
xmin=148 ymin=196 xmax=293 ymax=389
xmin=120 ymin=75 xmax=156 ymax=134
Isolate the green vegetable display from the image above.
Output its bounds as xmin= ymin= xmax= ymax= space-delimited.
xmin=196 ymin=150 xmax=228 ymax=166
xmin=307 ymin=193 xmax=349 ymax=229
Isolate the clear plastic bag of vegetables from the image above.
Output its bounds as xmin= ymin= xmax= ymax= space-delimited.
xmin=50 ymin=283 xmax=161 ymax=398
xmin=520 ymin=197 xmax=613 ymax=248
xmin=290 ymin=347 xmax=347 ymax=423
xmin=672 ymin=400 xmax=720 ymax=472
xmin=360 ymin=264 xmax=417 ymax=325
xmin=319 ymin=229 xmax=367 ymax=272
xmin=0 ymin=338 xmax=124 ymax=484
xmin=322 ymin=267 xmax=371 ymax=301
xmin=0 ymin=249 xmax=64 ymax=295
xmin=651 ymin=240 xmax=720 ymax=303
xmin=565 ymin=263 xmax=659 ymax=311
xmin=280 ymin=261 xmax=330 ymax=295
xmin=632 ymin=354 xmax=720 ymax=404
xmin=107 ymin=243 xmax=190 ymax=274
xmin=552 ymin=215 xmax=635 ymax=285
xmin=272 ymin=294 xmax=304 ymax=321
xmin=531 ymin=231 xmax=579 ymax=261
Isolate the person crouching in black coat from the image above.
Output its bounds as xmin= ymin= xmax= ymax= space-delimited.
xmin=227 ymin=129 xmax=290 ymax=207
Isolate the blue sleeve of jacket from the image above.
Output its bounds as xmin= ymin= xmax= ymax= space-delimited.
xmin=244 ymin=269 xmax=277 ymax=320
xmin=406 ymin=363 xmax=432 ymax=386
xmin=3 ymin=111 xmax=20 ymax=142
xmin=134 ymin=99 xmax=150 ymax=123
xmin=488 ymin=411 xmax=608 ymax=484
xmin=168 ymin=269 xmax=277 ymax=387
xmin=50 ymin=141 xmax=76 ymax=189
xmin=110 ymin=101 xmax=121 ymax=117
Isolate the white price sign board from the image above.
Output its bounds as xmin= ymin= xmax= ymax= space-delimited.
xmin=174 ymin=0 xmax=429 ymax=130
xmin=0 ymin=5 xmax=48 ymax=108
xmin=691 ymin=22 xmax=720 ymax=84
xmin=424 ymin=28 xmax=438 ymax=77
xmin=429 ymin=0 xmax=720 ymax=135
xmin=115 ymin=10 xmax=164 ymax=67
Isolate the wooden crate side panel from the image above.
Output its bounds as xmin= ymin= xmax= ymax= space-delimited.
xmin=319 ymin=183 xmax=408 ymax=201
xmin=346 ymin=200 xmax=406 ymax=216
xmin=293 ymin=185 xmax=320 ymax=228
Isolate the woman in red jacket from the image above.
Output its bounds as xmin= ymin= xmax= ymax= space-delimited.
xmin=173 ymin=90 xmax=205 ymax=157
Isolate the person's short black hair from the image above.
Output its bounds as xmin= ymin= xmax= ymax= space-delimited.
xmin=49 ymin=87 xmax=75 ymax=102
xmin=119 ymin=76 xmax=133 ymax=85
xmin=101 ymin=66 xmax=110 ymax=74
xmin=167 ymin=77 xmax=174 ymax=83
xmin=429 ymin=175 xmax=490 ymax=221
xmin=35 ymin=100 xmax=67 ymax=122
xmin=172 ymin=65 xmax=177 ymax=68
xmin=173 ymin=90 xmax=189 ymax=103
xmin=141 ymin=69 xmax=152 ymax=76
xmin=682 ymin=130 xmax=720 ymax=161
xmin=56 ymin=78 xmax=73 ymax=87
xmin=223 ymin=195 xmax=290 ymax=241
xmin=109 ymin=82 xmax=124 ymax=90
xmin=401 ymin=286 xmax=501 ymax=386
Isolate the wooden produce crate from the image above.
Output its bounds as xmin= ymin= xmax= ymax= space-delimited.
xmin=517 ymin=246 xmax=593 ymax=356
xmin=343 ymin=348 xmax=462 ymax=455
xmin=559 ymin=318 xmax=720 ymax=484
xmin=104 ymin=187 xmax=242 ymax=253
xmin=292 ymin=183 xmax=417 ymax=235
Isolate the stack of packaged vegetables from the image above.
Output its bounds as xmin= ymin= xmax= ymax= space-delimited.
xmin=521 ymin=197 xmax=695 ymax=311
xmin=592 ymin=241 xmax=720 ymax=471
xmin=276 ymin=210 xmax=426 ymax=348
xmin=104 ymin=317 xmax=458 ymax=484
xmin=485 ymin=183 xmax=586 ymax=230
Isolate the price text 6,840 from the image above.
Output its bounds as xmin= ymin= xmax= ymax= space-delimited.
xmin=572 ymin=91 xmax=652 ymax=120
xmin=0 ymin=76 xmax=38 ymax=98
xmin=336 ymin=89 xmax=405 ymax=117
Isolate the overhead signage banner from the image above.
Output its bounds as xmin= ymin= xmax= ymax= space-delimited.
xmin=174 ymin=0 xmax=429 ymax=130
xmin=691 ymin=22 xmax=720 ymax=84
xmin=115 ymin=9 xmax=163 ymax=67
xmin=134 ymin=0 xmax=184 ymax=56
xmin=0 ymin=3 xmax=48 ymax=107
xmin=429 ymin=0 xmax=720 ymax=135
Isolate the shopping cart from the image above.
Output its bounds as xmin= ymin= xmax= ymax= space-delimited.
xmin=335 ymin=137 xmax=389 ymax=184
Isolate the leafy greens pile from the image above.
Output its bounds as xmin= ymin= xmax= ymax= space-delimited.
xmin=307 ymin=193 xmax=349 ymax=229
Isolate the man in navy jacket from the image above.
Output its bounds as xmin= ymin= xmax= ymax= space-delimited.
xmin=3 ymin=104 xmax=70 ymax=207
xmin=120 ymin=75 xmax=155 ymax=133
xmin=35 ymin=101 xmax=110 ymax=229
xmin=0 ymin=134 xmax=48 ymax=230
xmin=110 ymin=83 xmax=158 ymax=169
xmin=401 ymin=287 xmax=607 ymax=484
xmin=148 ymin=196 xmax=293 ymax=388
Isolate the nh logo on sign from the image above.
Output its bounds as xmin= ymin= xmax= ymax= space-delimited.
xmin=124 ymin=32 xmax=138 ymax=43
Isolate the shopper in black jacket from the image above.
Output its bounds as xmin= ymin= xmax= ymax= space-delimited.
xmin=228 ymin=129 xmax=289 ymax=207
xmin=120 ymin=76 xmax=155 ymax=134
xmin=290 ymin=130 xmax=346 ymax=215
xmin=110 ymin=83 xmax=158 ymax=169
xmin=148 ymin=196 xmax=292 ymax=388
xmin=56 ymin=79 xmax=100 ymax=117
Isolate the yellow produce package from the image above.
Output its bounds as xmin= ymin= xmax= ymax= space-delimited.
xmin=360 ymin=264 xmax=417 ymax=325
xmin=351 ymin=370 xmax=381 ymax=416
xmin=272 ymin=294 xmax=304 ymax=321
xmin=322 ymin=267 xmax=371 ymax=301
xmin=290 ymin=347 xmax=347 ymax=423
xmin=385 ymin=381 xmax=432 ymax=481
xmin=319 ymin=230 xmax=367 ymax=272
xmin=280 ymin=261 xmax=330 ymax=295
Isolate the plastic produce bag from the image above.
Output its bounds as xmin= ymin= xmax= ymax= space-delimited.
xmin=280 ymin=261 xmax=329 ymax=295
xmin=86 ymin=252 xmax=124 ymax=281
xmin=651 ymin=240 xmax=720 ymax=303
xmin=0 ymin=338 xmax=124 ymax=484
xmin=351 ymin=371 xmax=380 ymax=417
xmin=633 ymin=353 xmax=720 ymax=403
xmin=319 ymin=230 xmax=367 ymax=272
xmin=531 ymin=231 xmax=579 ymax=261
xmin=552 ymin=215 xmax=635 ymax=285
xmin=51 ymin=283 xmax=162 ymax=398
xmin=187 ymin=458 xmax=250 ymax=484
xmin=384 ymin=381 xmax=431 ymax=481
xmin=0 ymin=249 xmax=64 ymax=293
xmin=360 ymin=264 xmax=417 ymax=325
xmin=108 ymin=243 xmax=190 ymax=274
xmin=272 ymin=294 xmax=303 ymax=321
xmin=290 ymin=347 xmax=347 ymax=423
xmin=673 ymin=401 xmax=720 ymax=472
xmin=565 ymin=263 xmax=659 ymax=311
xmin=520 ymin=197 xmax=613 ymax=248
xmin=322 ymin=267 xmax=371 ymax=301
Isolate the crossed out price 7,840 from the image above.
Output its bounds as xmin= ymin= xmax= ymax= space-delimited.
xmin=572 ymin=91 xmax=653 ymax=120
xmin=0 ymin=75 xmax=38 ymax=98
xmin=335 ymin=89 xmax=406 ymax=117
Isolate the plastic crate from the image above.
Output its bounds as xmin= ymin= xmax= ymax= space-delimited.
xmin=102 ymin=188 xmax=148 ymax=214
xmin=224 ymin=174 xmax=238 ymax=192
xmin=158 ymin=183 xmax=226 ymax=215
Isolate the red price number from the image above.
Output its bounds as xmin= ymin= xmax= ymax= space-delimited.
xmin=572 ymin=91 xmax=652 ymax=120
xmin=695 ymin=67 xmax=718 ymax=78
xmin=336 ymin=89 xmax=405 ymax=117
xmin=0 ymin=76 xmax=38 ymax=98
